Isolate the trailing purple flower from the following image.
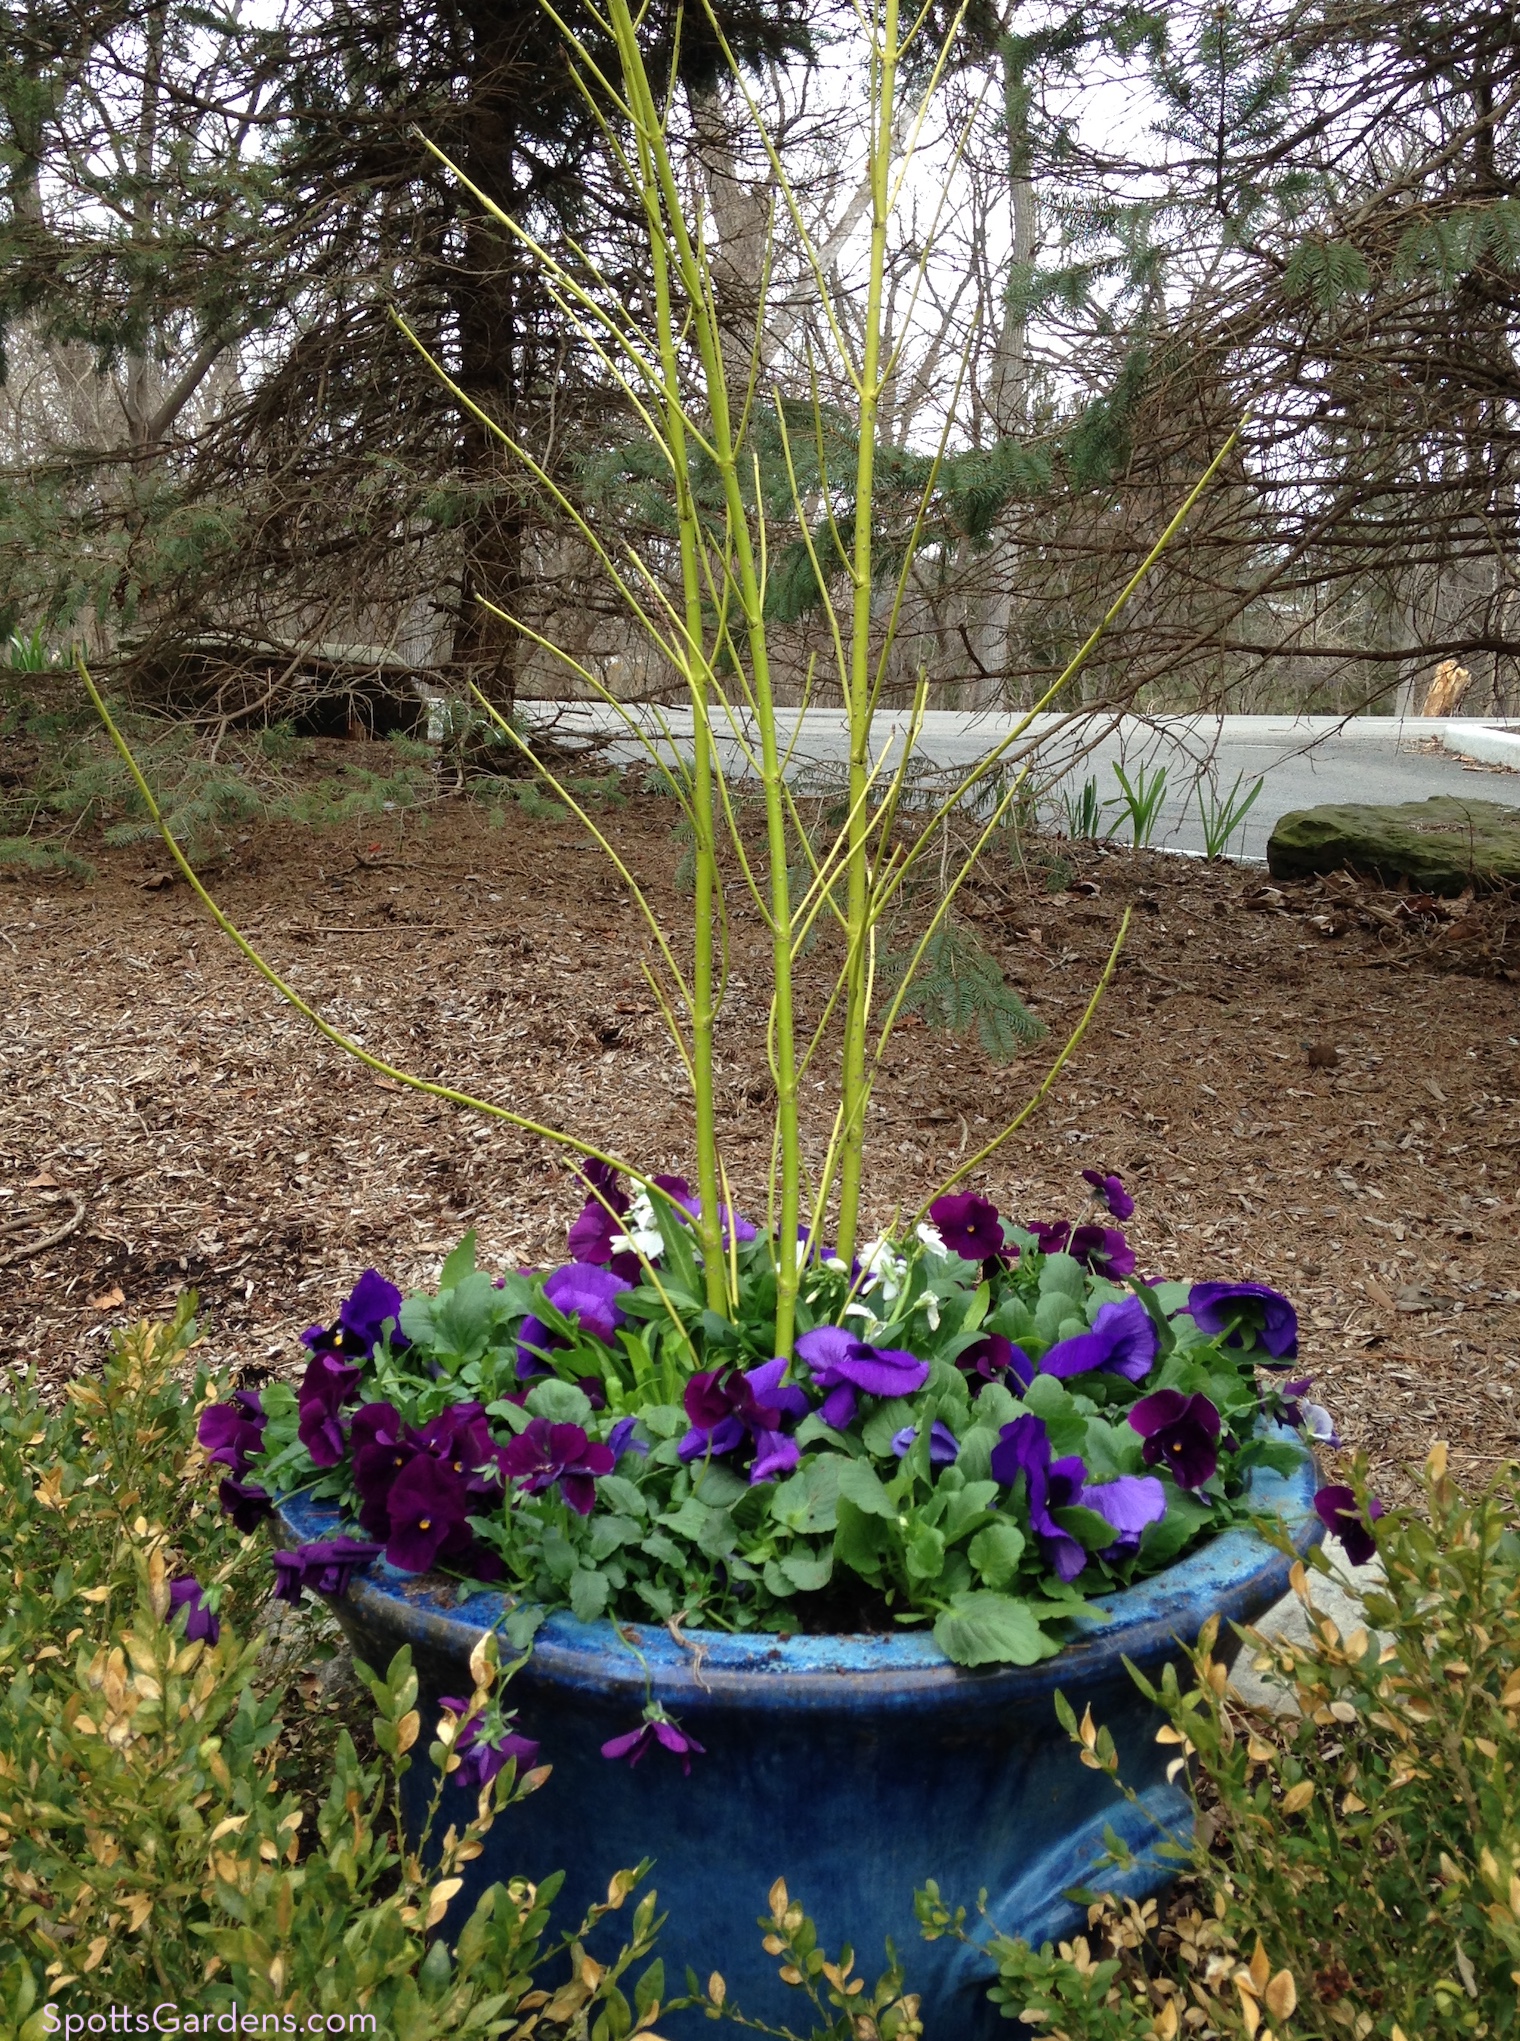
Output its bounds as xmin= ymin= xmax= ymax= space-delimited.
xmin=168 ymin=1577 xmax=219 ymax=1645
xmin=497 ymin=1418 xmax=615 ymax=1516
xmin=198 ymin=1390 xmax=267 ymax=1480
xmin=601 ymin=1707 xmax=705 ymax=1775
xmin=928 ymin=1191 xmax=1005 ymax=1263
xmin=1081 ymin=1169 xmax=1135 ymax=1220
xmin=793 ymin=1326 xmax=930 ymax=1431
xmin=296 ymin=1348 xmax=365 ymax=1469
xmin=1128 ymin=1389 xmax=1223 ymax=1489
xmin=1039 ymin=1294 xmax=1158 ymax=1384
xmin=1026 ymin=1220 xmax=1136 ymax=1280
xmin=438 ymin=1697 xmax=540 ymax=1790
xmin=271 ymin=1536 xmax=381 ymax=1605
xmin=989 ymin=1414 xmax=1090 ymax=1581
xmin=1313 ymin=1484 xmax=1386 ymax=1567
xmin=1186 ymin=1281 xmax=1298 ymax=1362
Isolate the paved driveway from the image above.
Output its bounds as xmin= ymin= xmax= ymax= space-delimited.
xmin=525 ymin=706 xmax=1519 ymax=861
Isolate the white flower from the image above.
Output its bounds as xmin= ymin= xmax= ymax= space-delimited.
xmin=915 ymin=1222 xmax=947 ymax=1256
xmin=916 ymin=1290 xmax=941 ymax=1331
xmin=857 ymin=1236 xmax=907 ymax=1305
xmin=611 ymin=1190 xmax=664 ymax=1261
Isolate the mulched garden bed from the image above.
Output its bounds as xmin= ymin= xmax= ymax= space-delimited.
xmin=3 ymin=769 xmax=1518 ymax=1506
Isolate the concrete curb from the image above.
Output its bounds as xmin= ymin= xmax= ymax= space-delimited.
xmin=1443 ymin=722 xmax=1520 ymax=770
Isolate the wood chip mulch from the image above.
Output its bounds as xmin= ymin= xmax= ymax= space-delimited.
xmin=3 ymin=784 xmax=1518 ymax=1506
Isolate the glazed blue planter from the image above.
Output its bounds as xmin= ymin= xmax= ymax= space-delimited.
xmin=279 ymin=1435 xmax=1318 ymax=2039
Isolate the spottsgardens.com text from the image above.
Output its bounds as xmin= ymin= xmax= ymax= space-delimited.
xmin=43 ymin=2009 xmax=378 ymax=2035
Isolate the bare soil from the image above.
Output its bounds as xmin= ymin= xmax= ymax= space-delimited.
xmin=4 ymin=765 xmax=1519 ymax=1502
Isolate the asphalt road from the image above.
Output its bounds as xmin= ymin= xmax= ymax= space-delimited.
xmin=525 ymin=706 xmax=1520 ymax=862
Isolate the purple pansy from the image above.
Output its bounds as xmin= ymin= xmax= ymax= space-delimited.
xmin=271 ymin=1536 xmax=381 ymax=1604
xmin=1128 ymin=1389 xmax=1223 ymax=1489
xmin=677 ymin=1359 xmax=809 ymax=1484
xmin=601 ymin=1709 xmax=705 ymax=1775
xmin=168 ymin=1576 xmax=219 ymax=1645
xmin=1280 ymin=1377 xmax=1341 ymax=1447
xmin=794 ymin=1326 xmax=931 ymax=1431
xmin=438 ymin=1698 xmax=541 ymax=1790
xmin=351 ymin=1401 xmax=414 ymax=1539
xmin=1039 ymin=1294 xmax=1158 ymax=1384
xmin=296 ymin=1348 xmax=365 ymax=1469
xmin=497 ymin=1418 xmax=615 ymax=1516
xmin=956 ymin=1332 xmax=1035 ymax=1395
xmin=653 ymin=1172 xmax=758 ymax=1247
xmin=1081 ymin=1169 xmax=1136 ymax=1220
xmin=989 ymin=1413 xmax=1090 ymax=1581
xmin=1079 ymin=1474 xmax=1167 ymax=1558
xmin=381 ymin=1455 xmax=477 ymax=1572
xmin=517 ymin=1263 xmax=631 ymax=1373
xmin=1068 ymin=1225 xmax=1137 ymax=1280
xmin=928 ymin=1192 xmax=1005 ymax=1263
xmin=198 ymin=1390 xmax=267 ymax=1479
xmin=218 ymin=1476 xmax=274 ymax=1532
xmin=301 ymin=1269 xmax=408 ymax=1360
xmin=607 ymin=1415 xmax=649 ymax=1463
xmin=567 ymin=1165 xmax=639 ymax=1280
xmin=891 ymin=1419 xmax=959 ymax=1468
xmin=1186 ymin=1281 xmax=1298 ymax=1362
xmin=1313 ymin=1484 xmax=1386 ymax=1567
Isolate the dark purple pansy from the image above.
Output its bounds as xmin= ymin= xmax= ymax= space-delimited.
xmin=350 ymin=1401 xmax=414 ymax=1539
xmin=517 ymin=1263 xmax=631 ymax=1373
xmin=198 ymin=1390 xmax=267 ymax=1479
xmin=218 ymin=1476 xmax=274 ymax=1532
xmin=1313 ymin=1484 xmax=1386 ymax=1567
xmin=652 ymin=1173 xmax=757 ymax=1247
xmin=296 ymin=1349 xmax=365 ymax=1469
xmin=302 ymin=1269 xmax=408 ymax=1360
xmin=1081 ymin=1169 xmax=1135 ymax=1220
xmin=1186 ymin=1281 xmax=1298 ymax=1362
xmin=1067 ymin=1224 xmax=1136 ymax=1280
xmin=567 ymin=1166 xmax=638 ymax=1279
xmin=989 ymin=1413 xmax=1089 ymax=1581
xmin=1039 ymin=1294 xmax=1158 ymax=1384
xmin=1027 ymin=1219 xmax=1071 ymax=1255
xmin=891 ymin=1419 xmax=959 ymax=1468
xmin=381 ymin=1455 xmax=475 ymax=1572
xmin=957 ymin=1332 xmax=1035 ymax=1395
xmin=793 ymin=1327 xmax=930 ymax=1432
xmin=677 ymin=1359 xmax=808 ymax=1484
xmin=928 ymin=1191 xmax=1005 ymax=1262
xmin=168 ymin=1576 xmax=219 ymax=1645
xmin=497 ymin=1418 xmax=615 ymax=1516
xmin=1128 ymin=1388 xmax=1222 ymax=1489
xmin=439 ymin=1697 xmax=540 ymax=1790
xmin=271 ymin=1536 xmax=381 ymax=1604
xmin=601 ymin=1710 xmax=705 ymax=1775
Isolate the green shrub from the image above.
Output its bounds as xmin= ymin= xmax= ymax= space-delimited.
xmin=920 ymin=1447 xmax=1520 ymax=2039
xmin=0 ymin=1306 xmax=665 ymax=2036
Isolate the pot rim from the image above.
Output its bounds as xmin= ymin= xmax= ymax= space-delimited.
xmin=277 ymin=1427 xmax=1321 ymax=1712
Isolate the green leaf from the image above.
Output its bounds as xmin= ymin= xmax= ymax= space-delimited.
xmin=1138 ymin=1487 xmax=1214 ymax=1567
xmin=834 ymin=1496 xmax=893 ymax=1578
xmin=968 ymin=1521 xmax=1026 ymax=1588
xmin=525 ymin=1379 xmax=594 ymax=1425
xmin=770 ymin=1455 xmax=843 ymax=1534
xmin=1037 ymin=1252 xmax=1086 ymax=1303
xmin=439 ymin=1230 xmax=478 ymax=1291
xmin=778 ymin=1545 xmax=834 ymax=1592
xmin=905 ymin=1521 xmax=946 ymax=1582
xmin=1050 ymin=1503 xmax=1121 ymax=1552
xmin=861 ymin=1397 xmax=917 ymax=1457
xmin=933 ymin=1592 xmax=1059 ymax=1667
xmin=570 ymin=1569 xmax=610 ymax=1623
xmin=941 ymin=1479 xmax=1001 ymax=1543
xmin=598 ymin=1474 xmax=649 ymax=1519
xmin=837 ymin=1458 xmax=896 ymax=1518
xmin=504 ymin=1603 xmax=545 ymax=1650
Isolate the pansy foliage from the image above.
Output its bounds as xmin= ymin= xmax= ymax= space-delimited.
xmin=211 ymin=1177 xmax=1315 ymax=1669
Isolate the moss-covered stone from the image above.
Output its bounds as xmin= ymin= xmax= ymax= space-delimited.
xmin=1266 ymin=796 xmax=1520 ymax=892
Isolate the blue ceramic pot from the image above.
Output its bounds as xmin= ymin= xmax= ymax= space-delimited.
xmin=278 ymin=1435 xmax=1318 ymax=2039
